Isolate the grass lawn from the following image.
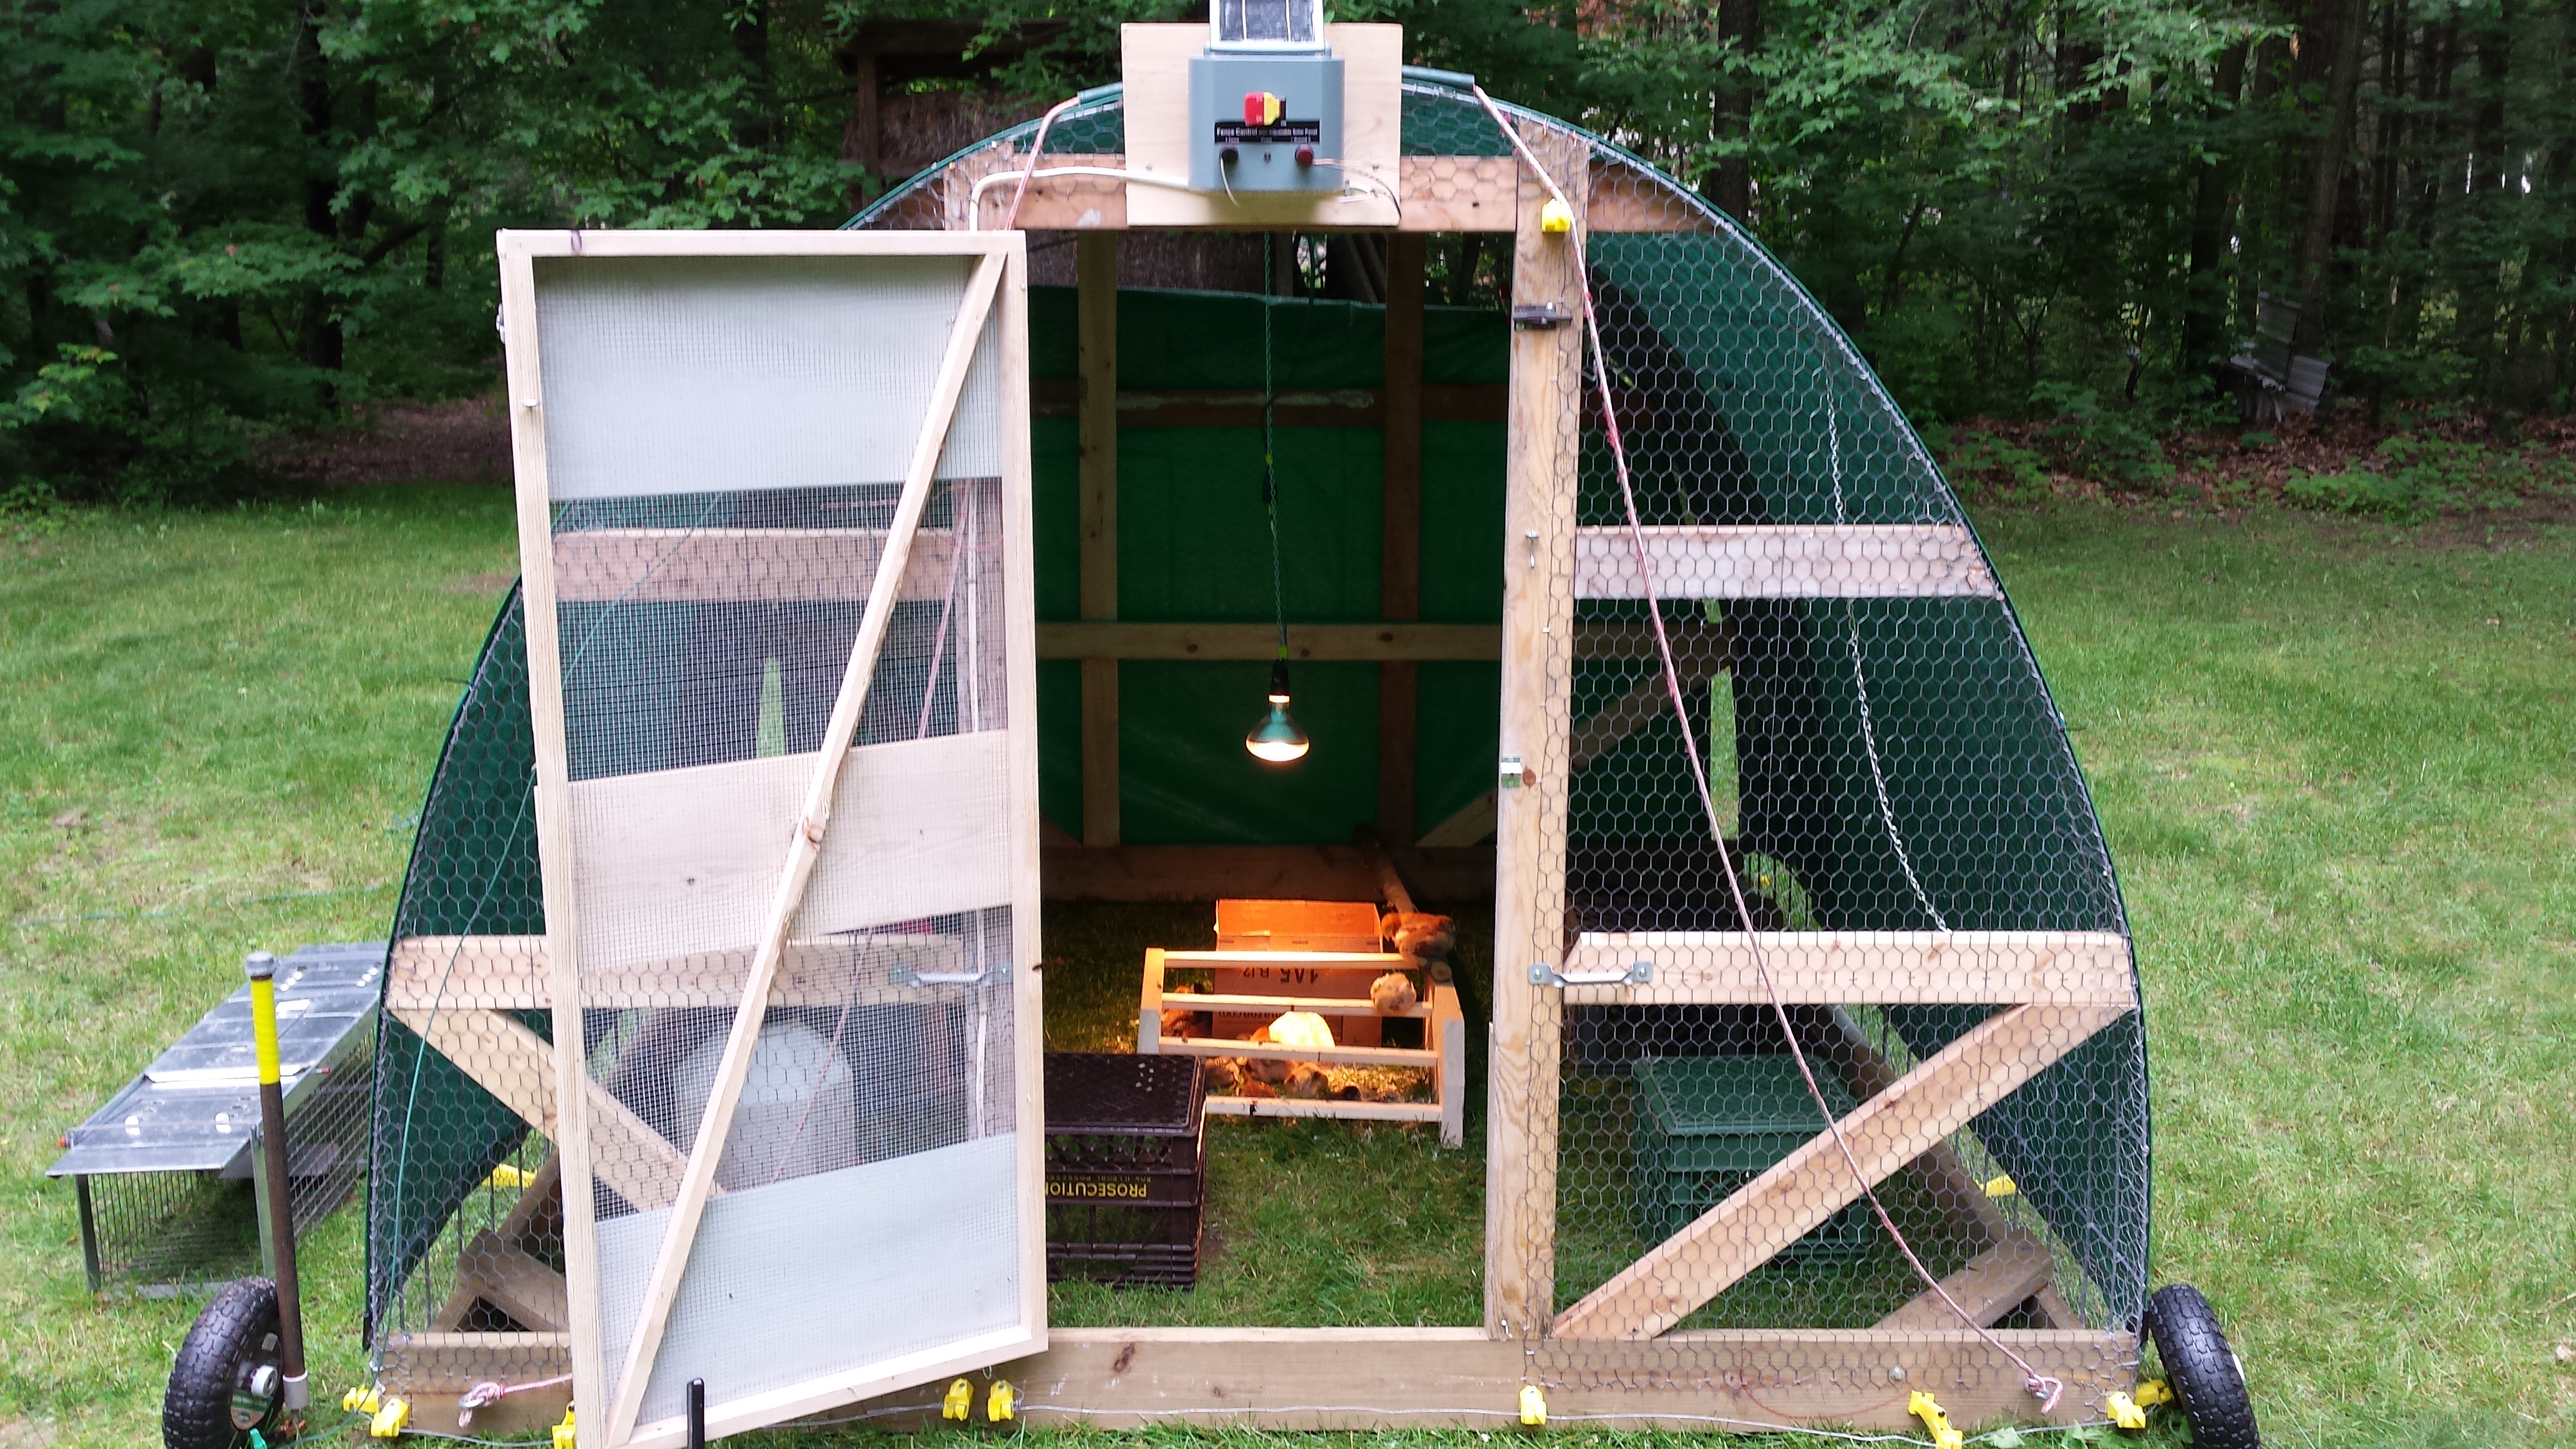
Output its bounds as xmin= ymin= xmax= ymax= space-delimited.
xmin=2 ymin=487 xmax=2569 ymax=1448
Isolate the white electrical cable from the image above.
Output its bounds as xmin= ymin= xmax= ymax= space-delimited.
xmin=1466 ymin=82 xmax=2064 ymax=1416
xmin=970 ymin=163 xmax=1400 ymax=230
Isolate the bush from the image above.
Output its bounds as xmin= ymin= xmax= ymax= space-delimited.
xmin=2282 ymin=436 xmax=2576 ymax=522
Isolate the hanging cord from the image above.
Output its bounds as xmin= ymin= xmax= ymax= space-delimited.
xmin=998 ymin=94 xmax=1081 ymax=231
xmin=1820 ymin=368 xmax=1948 ymax=930
xmin=1468 ymin=85 xmax=2061 ymax=1416
xmin=1262 ymin=237 xmax=1289 ymax=667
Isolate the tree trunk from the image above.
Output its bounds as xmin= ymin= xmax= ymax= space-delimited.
xmin=2290 ymin=0 xmax=2368 ymax=354
xmin=294 ymin=0 xmax=343 ymax=397
xmin=733 ymin=1 xmax=774 ymax=152
xmin=1702 ymin=0 xmax=1759 ymax=222
xmin=2183 ymin=41 xmax=2250 ymax=382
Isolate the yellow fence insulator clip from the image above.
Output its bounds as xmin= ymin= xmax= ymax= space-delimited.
xmin=2132 ymin=1378 xmax=2174 ymax=1408
xmin=1982 ymin=1173 xmax=2018 ymax=1198
xmin=485 ymin=1163 xmax=531 ymax=1190
xmin=1906 ymin=1390 xmax=1964 ymax=1449
xmin=1539 ymin=198 xmax=1573 ymax=235
xmin=552 ymin=1407 xmax=577 ymax=1449
xmin=987 ymin=1379 xmax=1016 ymax=1422
xmin=1518 ymin=1384 xmax=1547 ymax=1425
xmin=943 ymin=1378 xmax=975 ymax=1421
xmin=2104 ymin=1390 xmax=2149 ymax=1430
xmin=369 ymin=1395 xmax=412 ymax=1439
xmin=342 ymin=1385 xmax=381 ymax=1416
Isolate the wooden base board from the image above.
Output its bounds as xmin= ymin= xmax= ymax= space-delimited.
xmin=1043 ymin=844 xmax=1494 ymax=901
xmin=382 ymin=1327 xmax=2136 ymax=1435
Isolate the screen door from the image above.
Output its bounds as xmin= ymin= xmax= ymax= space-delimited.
xmin=495 ymin=229 xmax=1042 ymax=1449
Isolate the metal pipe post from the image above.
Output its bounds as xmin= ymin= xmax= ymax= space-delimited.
xmin=246 ymin=951 xmax=309 ymax=1425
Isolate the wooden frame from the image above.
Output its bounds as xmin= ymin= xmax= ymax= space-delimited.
xmin=493 ymin=227 xmax=1046 ymax=1449
xmin=1136 ymin=948 xmax=1468 ymax=1146
xmin=394 ymin=98 xmax=2147 ymax=1442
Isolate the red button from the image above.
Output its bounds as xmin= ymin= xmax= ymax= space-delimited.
xmin=1243 ymin=92 xmax=1264 ymax=125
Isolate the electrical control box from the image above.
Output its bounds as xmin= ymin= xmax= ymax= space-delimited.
xmin=1187 ymin=0 xmax=1344 ymax=193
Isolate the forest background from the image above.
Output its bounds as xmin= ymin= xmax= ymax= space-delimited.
xmin=2 ymin=0 xmax=2572 ymax=506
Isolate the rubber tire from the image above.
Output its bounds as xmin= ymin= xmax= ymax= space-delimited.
xmin=163 ymin=1277 xmax=281 ymax=1449
xmin=2145 ymin=1282 xmax=2260 ymax=1449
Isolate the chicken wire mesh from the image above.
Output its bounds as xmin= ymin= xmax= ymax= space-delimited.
xmin=368 ymin=246 xmax=1035 ymax=1428
xmin=869 ymin=76 xmax=2146 ymax=1398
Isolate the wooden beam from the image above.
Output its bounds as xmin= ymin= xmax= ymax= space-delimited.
xmin=1380 ymin=232 xmax=1425 ymax=846
xmin=1551 ymin=1002 xmax=2128 ymax=1339
xmin=386 ymin=1006 xmax=694 ymax=1212
xmin=1040 ymin=620 xmax=1499 ymax=661
xmin=1158 ymin=949 xmax=1406 ymax=970
xmin=1485 ymin=122 xmax=1588 ymax=1340
xmin=1875 ymin=1232 xmax=2058 ymax=1331
xmin=824 ymin=1326 xmax=2130 ymax=1430
xmin=377 ymin=1325 xmax=2136 ymax=1434
xmin=1042 ymin=844 xmax=1494 ymax=902
xmin=1810 ymin=1006 xmax=2079 ymax=1330
xmin=495 ymin=228 xmax=611 ymax=1434
xmin=1204 ymin=1098 xmax=1443 ymax=1123
xmin=1078 ymin=231 xmax=1120 ymax=849
xmin=550 ymin=529 xmax=957 ymax=605
xmin=603 ymin=252 xmax=1008 ymax=1446
xmin=1028 ymin=379 xmax=1505 ymax=426
xmin=996 ymin=154 xmax=1699 ymax=235
xmin=386 ymin=934 xmax=971 ymax=1012
xmin=435 ymin=1228 xmax=572 ymax=1334
xmin=1559 ymin=932 xmax=2139 ymax=1008
xmin=1572 ymin=525 xmax=2001 ymax=601
xmin=1158 ymin=1036 xmax=1443 ymax=1069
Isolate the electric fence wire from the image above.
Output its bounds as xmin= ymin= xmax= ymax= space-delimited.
xmin=1467 ymin=84 xmax=2062 ymax=1415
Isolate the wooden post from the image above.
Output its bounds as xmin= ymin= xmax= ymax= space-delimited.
xmin=495 ymin=232 xmax=610 ymax=1445
xmin=1077 ymin=233 xmax=1121 ymax=847
xmin=1483 ymin=127 xmax=1586 ymax=1341
xmin=1378 ymin=233 xmax=1424 ymax=846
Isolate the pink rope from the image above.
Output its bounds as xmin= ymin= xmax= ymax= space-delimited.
xmin=1470 ymin=85 xmax=2062 ymax=1416
xmin=999 ymin=94 xmax=1080 ymax=232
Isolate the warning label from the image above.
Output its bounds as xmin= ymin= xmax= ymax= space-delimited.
xmin=1213 ymin=119 xmax=1322 ymax=147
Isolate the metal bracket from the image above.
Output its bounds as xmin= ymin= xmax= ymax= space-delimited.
xmin=1511 ymin=302 xmax=1571 ymax=330
xmin=1528 ymin=960 xmax=1652 ymax=988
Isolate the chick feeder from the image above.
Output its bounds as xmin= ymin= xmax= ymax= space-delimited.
xmin=354 ymin=7 xmax=2260 ymax=1446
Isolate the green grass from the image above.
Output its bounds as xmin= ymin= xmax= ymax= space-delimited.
xmin=4 ymin=488 xmax=2571 ymax=1448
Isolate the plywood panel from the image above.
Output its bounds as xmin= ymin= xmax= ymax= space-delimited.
xmin=565 ymin=731 xmax=1014 ymax=972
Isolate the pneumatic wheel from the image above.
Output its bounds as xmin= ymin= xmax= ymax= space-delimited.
xmin=163 ymin=1277 xmax=285 ymax=1449
xmin=2145 ymin=1282 xmax=2260 ymax=1449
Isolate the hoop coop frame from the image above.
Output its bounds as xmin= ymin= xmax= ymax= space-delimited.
xmin=365 ymin=39 xmax=2151 ymax=1442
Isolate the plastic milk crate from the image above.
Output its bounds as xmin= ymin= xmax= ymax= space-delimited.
xmin=1044 ymin=1052 xmax=1207 ymax=1287
xmin=1630 ymin=1053 xmax=1875 ymax=1257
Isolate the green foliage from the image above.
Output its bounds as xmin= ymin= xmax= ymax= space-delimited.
xmin=2282 ymin=436 xmax=2576 ymax=522
xmin=2030 ymin=381 xmax=2174 ymax=487
xmin=1943 ymin=428 xmax=2052 ymax=504
xmin=6 ymin=0 xmax=2572 ymax=500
